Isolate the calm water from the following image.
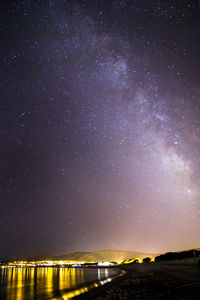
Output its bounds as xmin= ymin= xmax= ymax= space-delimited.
xmin=0 ymin=267 xmax=121 ymax=300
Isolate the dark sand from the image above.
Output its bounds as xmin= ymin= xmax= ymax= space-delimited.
xmin=75 ymin=260 xmax=200 ymax=299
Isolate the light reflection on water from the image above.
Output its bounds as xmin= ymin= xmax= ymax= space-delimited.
xmin=0 ymin=267 xmax=120 ymax=300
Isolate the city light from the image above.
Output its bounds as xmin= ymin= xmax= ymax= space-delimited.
xmin=0 ymin=257 xmax=148 ymax=268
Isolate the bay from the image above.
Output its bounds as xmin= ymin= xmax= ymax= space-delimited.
xmin=0 ymin=267 xmax=121 ymax=299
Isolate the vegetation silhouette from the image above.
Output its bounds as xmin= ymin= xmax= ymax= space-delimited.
xmin=155 ymin=250 xmax=200 ymax=262
xmin=143 ymin=257 xmax=151 ymax=263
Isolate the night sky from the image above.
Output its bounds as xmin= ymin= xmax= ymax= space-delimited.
xmin=1 ymin=0 xmax=200 ymax=260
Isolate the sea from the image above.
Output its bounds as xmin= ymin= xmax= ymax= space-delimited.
xmin=0 ymin=266 xmax=121 ymax=299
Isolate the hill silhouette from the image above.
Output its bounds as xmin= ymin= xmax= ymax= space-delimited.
xmin=155 ymin=249 xmax=200 ymax=261
xmin=5 ymin=248 xmax=200 ymax=263
xmin=57 ymin=250 xmax=158 ymax=261
xmin=4 ymin=250 xmax=158 ymax=263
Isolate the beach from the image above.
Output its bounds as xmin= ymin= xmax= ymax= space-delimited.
xmin=76 ymin=260 xmax=200 ymax=299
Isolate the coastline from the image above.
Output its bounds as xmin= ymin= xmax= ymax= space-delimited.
xmin=0 ymin=266 xmax=124 ymax=300
xmin=52 ymin=267 xmax=125 ymax=299
xmin=74 ymin=260 xmax=200 ymax=300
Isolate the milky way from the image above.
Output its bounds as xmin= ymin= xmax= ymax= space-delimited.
xmin=1 ymin=0 xmax=200 ymax=259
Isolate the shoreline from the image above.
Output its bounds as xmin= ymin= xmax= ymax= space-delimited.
xmin=74 ymin=260 xmax=200 ymax=300
xmin=1 ymin=261 xmax=200 ymax=299
xmin=53 ymin=267 xmax=125 ymax=299
xmin=0 ymin=266 xmax=124 ymax=300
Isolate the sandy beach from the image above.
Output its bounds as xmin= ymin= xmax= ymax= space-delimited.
xmin=75 ymin=261 xmax=200 ymax=299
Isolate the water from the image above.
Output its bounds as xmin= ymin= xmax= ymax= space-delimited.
xmin=0 ymin=267 xmax=121 ymax=299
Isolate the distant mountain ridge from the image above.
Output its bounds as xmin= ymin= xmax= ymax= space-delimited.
xmin=57 ymin=250 xmax=158 ymax=261
xmin=2 ymin=248 xmax=200 ymax=263
xmin=10 ymin=250 xmax=159 ymax=262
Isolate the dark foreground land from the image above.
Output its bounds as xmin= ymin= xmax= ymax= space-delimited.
xmin=75 ymin=260 xmax=200 ymax=300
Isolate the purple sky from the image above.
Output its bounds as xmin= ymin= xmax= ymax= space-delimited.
xmin=1 ymin=0 xmax=200 ymax=259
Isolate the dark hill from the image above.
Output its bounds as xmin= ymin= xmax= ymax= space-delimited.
xmin=3 ymin=250 xmax=158 ymax=263
xmin=58 ymin=250 xmax=158 ymax=261
xmin=155 ymin=249 xmax=200 ymax=261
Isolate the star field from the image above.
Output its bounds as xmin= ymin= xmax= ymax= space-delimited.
xmin=0 ymin=0 xmax=200 ymax=259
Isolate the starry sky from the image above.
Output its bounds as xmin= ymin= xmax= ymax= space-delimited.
xmin=1 ymin=0 xmax=200 ymax=260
